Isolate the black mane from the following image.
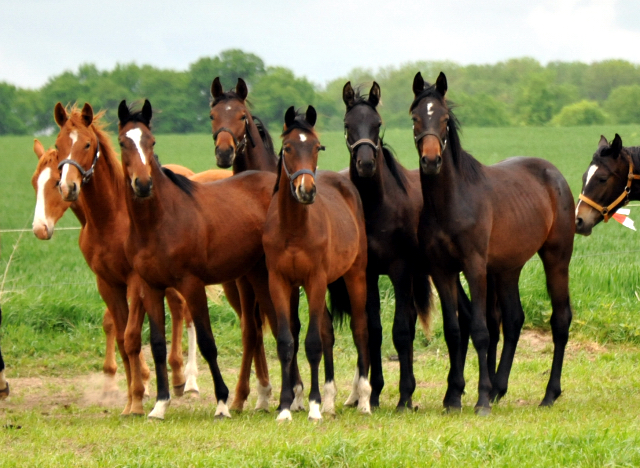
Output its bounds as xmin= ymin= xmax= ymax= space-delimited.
xmin=161 ymin=166 xmax=196 ymax=197
xmin=253 ymin=115 xmax=275 ymax=156
xmin=381 ymin=143 xmax=408 ymax=193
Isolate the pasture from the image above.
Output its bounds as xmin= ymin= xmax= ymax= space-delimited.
xmin=1 ymin=124 xmax=640 ymax=466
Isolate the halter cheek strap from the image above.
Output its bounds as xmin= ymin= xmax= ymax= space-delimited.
xmin=414 ymin=127 xmax=448 ymax=152
xmin=57 ymin=139 xmax=101 ymax=186
xmin=578 ymin=154 xmax=640 ymax=222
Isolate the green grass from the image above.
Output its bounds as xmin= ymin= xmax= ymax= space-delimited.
xmin=2 ymin=126 xmax=640 ymax=466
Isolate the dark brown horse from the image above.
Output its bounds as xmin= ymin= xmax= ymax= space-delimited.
xmin=412 ymin=72 xmax=575 ymax=414
xmin=263 ymin=106 xmax=371 ymax=421
xmin=210 ymin=77 xmax=307 ymax=412
xmin=117 ymin=99 xmax=277 ymax=419
xmin=575 ymin=134 xmax=640 ymax=235
xmin=0 ymin=309 xmax=6 ymax=399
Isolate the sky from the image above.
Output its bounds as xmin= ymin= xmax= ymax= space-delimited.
xmin=1 ymin=0 xmax=640 ymax=90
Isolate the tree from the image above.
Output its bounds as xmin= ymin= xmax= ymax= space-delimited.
xmin=448 ymin=91 xmax=511 ymax=127
xmin=514 ymin=74 xmax=579 ymax=126
xmin=0 ymin=82 xmax=29 ymax=135
xmin=550 ymin=101 xmax=607 ymax=126
xmin=604 ymin=85 xmax=640 ymax=124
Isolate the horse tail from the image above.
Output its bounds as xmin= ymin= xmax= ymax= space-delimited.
xmin=413 ymin=274 xmax=433 ymax=338
xmin=327 ymin=277 xmax=350 ymax=326
xmin=456 ymin=276 xmax=473 ymax=323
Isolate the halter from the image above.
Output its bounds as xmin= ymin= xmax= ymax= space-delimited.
xmin=212 ymin=118 xmax=256 ymax=154
xmin=281 ymin=147 xmax=324 ymax=199
xmin=414 ymin=127 xmax=448 ymax=152
xmin=344 ymin=134 xmax=380 ymax=156
xmin=578 ymin=153 xmax=640 ymax=222
xmin=57 ymin=139 xmax=101 ymax=186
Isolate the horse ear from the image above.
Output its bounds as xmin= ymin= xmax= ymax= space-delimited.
xmin=369 ymin=81 xmax=381 ymax=107
xmin=436 ymin=72 xmax=448 ymax=97
xmin=413 ymin=72 xmax=425 ymax=97
xmin=81 ymin=103 xmax=94 ymax=127
xmin=284 ymin=106 xmax=296 ymax=129
xmin=236 ymin=78 xmax=248 ymax=101
xmin=54 ymin=102 xmax=68 ymax=128
xmin=33 ymin=139 xmax=45 ymax=160
xmin=142 ymin=99 xmax=153 ymax=125
xmin=343 ymin=81 xmax=355 ymax=108
xmin=306 ymin=105 xmax=317 ymax=127
xmin=211 ymin=77 xmax=223 ymax=99
xmin=118 ymin=100 xmax=130 ymax=125
xmin=598 ymin=135 xmax=609 ymax=149
xmin=610 ymin=133 xmax=623 ymax=157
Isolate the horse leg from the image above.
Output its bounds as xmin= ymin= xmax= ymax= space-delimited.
xmin=362 ymin=271 xmax=383 ymax=408
xmin=486 ymin=275 xmax=500 ymax=389
xmin=303 ymin=279 xmax=328 ymax=421
xmin=538 ymin=246 xmax=572 ymax=406
xmin=489 ymin=269 xmax=524 ymax=403
xmin=464 ymin=263 xmax=492 ymax=415
xmin=0 ymin=305 xmax=7 ymax=400
xmin=97 ymin=279 xmax=134 ymax=415
xmin=183 ymin=279 xmax=231 ymax=418
xmin=289 ymin=293 xmax=305 ymax=412
xmin=101 ymin=308 xmax=119 ymax=396
xmin=390 ymin=266 xmax=419 ymax=411
xmin=342 ymin=267 xmax=372 ymax=415
xmin=137 ymin=284 xmax=172 ymax=420
xmin=321 ymin=303 xmax=336 ymax=416
xmin=165 ymin=288 xmax=187 ymax=396
xmin=230 ymin=276 xmax=257 ymax=412
xmin=432 ymin=271 xmax=465 ymax=411
xmin=222 ymin=281 xmax=242 ymax=318
xmin=182 ymin=305 xmax=200 ymax=395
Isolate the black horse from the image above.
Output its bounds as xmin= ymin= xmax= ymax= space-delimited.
xmin=342 ymin=81 xmax=472 ymax=410
xmin=0 ymin=305 xmax=7 ymax=399
xmin=412 ymin=72 xmax=574 ymax=414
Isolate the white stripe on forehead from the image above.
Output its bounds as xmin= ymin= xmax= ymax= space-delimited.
xmin=125 ymin=128 xmax=147 ymax=165
xmin=585 ymin=165 xmax=598 ymax=187
xmin=34 ymin=167 xmax=52 ymax=226
xmin=427 ymin=102 xmax=434 ymax=116
xmin=61 ymin=130 xmax=78 ymax=181
xmin=299 ymin=133 xmax=307 ymax=142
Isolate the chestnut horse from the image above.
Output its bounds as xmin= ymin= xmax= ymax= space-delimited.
xmin=263 ymin=106 xmax=371 ymax=421
xmin=342 ymin=82 xmax=476 ymax=410
xmin=210 ymin=77 xmax=308 ymax=411
xmin=575 ymin=134 xmax=640 ymax=235
xmin=53 ymin=104 xmax=212 ymax=417
xmin=412 ymin=72 xmax=574 ymax=414
xmin=117 ymin=99 xmax=278 ymax=419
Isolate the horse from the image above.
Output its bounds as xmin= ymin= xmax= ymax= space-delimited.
xmin=575 ymin=134 xmax=640 ymax=235
xmin=342 ymin=81 xmax=478 ymax=410
xmin=52 ymin=104 xmax=207 ymax=418
xmin=210 ymin=77 xmax=308 ymax=412
xmin=263 ymin=106 xmax=371 ymax=421
xmin=411 ymin=71 xmax=575 ymax=414
xmin=0 ymin=308 xmax=6 ymax=400
xmin=117 ymin=98 xmax=278 ymax=419
xmin=31 ymin=139 xmax=229 ymax=401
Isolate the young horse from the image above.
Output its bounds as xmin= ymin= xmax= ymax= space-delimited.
xmin=117 ymin=99 xmax=278 ymax=419
xmin=575 ymin=134 xmax=640 ymax=235
xmin=53 ymin=104 xmax=202 ymax=417
xmin=411 ymin=72 xmax=575 ymax=414
xmin=343 ymin=82 xmax=478 ymax=410
xmin=210 ymin=77 xmax=308 ymax=412
xmin=263 ymin=106 xmax=371 ymax=421
xmin=30 ymin=139 xmax=223 ymax=400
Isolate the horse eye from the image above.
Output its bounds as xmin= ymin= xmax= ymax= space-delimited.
xmin=85 ymin=142 xmax=91 ymax=149
xmin=152 ymin=141 xmax=156 ymax=146
xmin=119 ymin=141 xmax=124 ymax=148
xmin=599 ymin=177 xmax=608 ymax=183
xmin=241 ymin=115 xmax=246 ymax=120
xmin=210 ymin=115 xmax=214 ymax=121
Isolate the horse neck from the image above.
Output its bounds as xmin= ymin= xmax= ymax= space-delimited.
xmin=628 ymin=147 xmax=640 ymax=201
xmin=124 ymin=163 xmax=171 ymax=237
xmin=233 ymin=117 xmax=278 ymax=174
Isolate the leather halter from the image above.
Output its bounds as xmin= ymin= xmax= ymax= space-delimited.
xmin=281 ymin=146 xmax=324 ymax=199
xmin=212 ymin=118 xmax=256 ymax=154
xmin=414 ymin=127 xmax=448 ymax=152
xmin=57 ymin=139 xmax=101 ymax=186
xmin=345 ymin=135 xmax=379 ymax=156
xmin=578 ymin=153 xmax=640 ymax=222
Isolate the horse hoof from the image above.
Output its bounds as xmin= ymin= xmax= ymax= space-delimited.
xmin=214 ymin=400 xmax=231 ymax=419
xmin=173 ymin=384 xmax=186 ymax=398
xmin=0 ymin=383 xmax=9 ymax=400
xmin=276 ymin=409 xmax=292 ymax=422
xmin=475 ymin=406 xmax=492 ymax=417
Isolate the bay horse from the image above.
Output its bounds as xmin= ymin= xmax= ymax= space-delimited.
xmin=52 ymin=104 xmax=208 ymax=417
xmin=411 ymin=72 xmax=575 ymax=414
xmin=210 ymin=77 xmax=308 ymax=412
xmin=575 ymin=134 xmax=640 ymax=235
xmin=31 ymin=139 xmax=229 ymax=401
xmin=343 ymin=82 xmax=476 ymax=410
xmin=263 ymin=106 xmax=371 ymax=421
xmin=117 ymin=99 xmax=278 ymax=419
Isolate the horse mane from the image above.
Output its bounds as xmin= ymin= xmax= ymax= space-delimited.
xmin=161 ymin=166 xmax=196 ymax=197
xmin=381 ymin=142 xmax=408 ymax=193
xmin=65 ymin=104 xmax=124 ymax=187
xmin=273 ymin=148 xmax=284 ymax=194
xmin=411 ymin=83 xmax=483 ymax=184
xmin=253 ymin=115 xmax=276 ymax=157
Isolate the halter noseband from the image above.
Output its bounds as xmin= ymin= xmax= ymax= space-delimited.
xmin=345 ymin=135 xmax=380 ymax=156
xmin=414 ymin=127 xmax=448 ymax=152
xmin=281 ymin=146 xmax=324 ymax=199
xmin=57 ymin=139 xmax=101 ymax=186
xmin=578 ymin=153 xmax=640 ymax=222
xmin=212 ymin=118 xmax=256 ymax=153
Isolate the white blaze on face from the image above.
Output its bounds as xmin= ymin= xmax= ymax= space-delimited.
xmin=427 ymin=102 xmax=434 ymax=116
xmin=60 ymin=130 xmax=78 ymax=182
xmin=33 ymin=167 xmax=52 ymax=229
xmin=577 ymin=164 xmax=599 ymax=214
xmin=125 ymin=128 xmax=146 ymax=165
xmin=299 ymin=133 xmax=307 ymax=142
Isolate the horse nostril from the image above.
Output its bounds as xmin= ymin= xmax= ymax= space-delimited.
xmin=576 ymin=217 xmax=583 ymax=229
xmin=436 ymin=156 xmax=442 ymax=166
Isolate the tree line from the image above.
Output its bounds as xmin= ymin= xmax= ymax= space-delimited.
xmin=2 ymin=49 xmax=640 ymax=135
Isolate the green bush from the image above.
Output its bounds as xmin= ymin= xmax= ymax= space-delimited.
xmin=604 ymin=85 xmax=640 ymax=124
xmin=550 ymin=100 xmax=607 ymax=126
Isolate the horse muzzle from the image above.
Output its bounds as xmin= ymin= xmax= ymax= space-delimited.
xmin=59 ymin=181 xmax=79 ymax=202
xmin=355 ymin=154 xmax=376 ymax=178
xmin=215 ymin=146 xmax=235 ymax=169
xmin=295 ymin=181 xmax=317 ymax=205
xmin=133 ymin=177 xmax=153 ymax=198
xmin=32 ymin=221 xmax=53 ymax=240
xmin=420 ymin=155 xmax=442 ymax=175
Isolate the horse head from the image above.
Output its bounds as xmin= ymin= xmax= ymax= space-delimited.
xmin=280 ymin=105 xmax=324 ymax=204
xmin=343 ymin=81 xmax=382 ymax=178
xmin=117 ymin=99 xmax=155 ymax=199
xmin=411 ymin=72 xmax=450 ymax=175
xmin=210 ymin=77 xmax=251 ymax=168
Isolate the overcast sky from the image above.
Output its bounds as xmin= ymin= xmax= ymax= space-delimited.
xmin=2 ymin=0 xmax=639 ymax=90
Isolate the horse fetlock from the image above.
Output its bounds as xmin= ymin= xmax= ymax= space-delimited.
xmin=356 ymin=377 xmax=372 ymax=414
xmin=214 ymin=400 xmax=232 ymax=419
xmin=321 ymin=381 xmax=337 ymax=415
xmin=276 ymin=409 xmax=292 ymax=422
xmin=255 ymin=383 xmax=272 ymax=411
xmin=184 ymin=374 xmax=200 ymax=395
xmin=290 ymin=384 xmax=305 ymax=411
xmin=308 ymin=400 xmax=322 ymax=421
xmin=148 ymin=399 xmax=171 ymax=420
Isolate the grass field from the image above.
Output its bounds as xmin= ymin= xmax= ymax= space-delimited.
xmin=1 ymin=124 xmax=640 ymax=466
